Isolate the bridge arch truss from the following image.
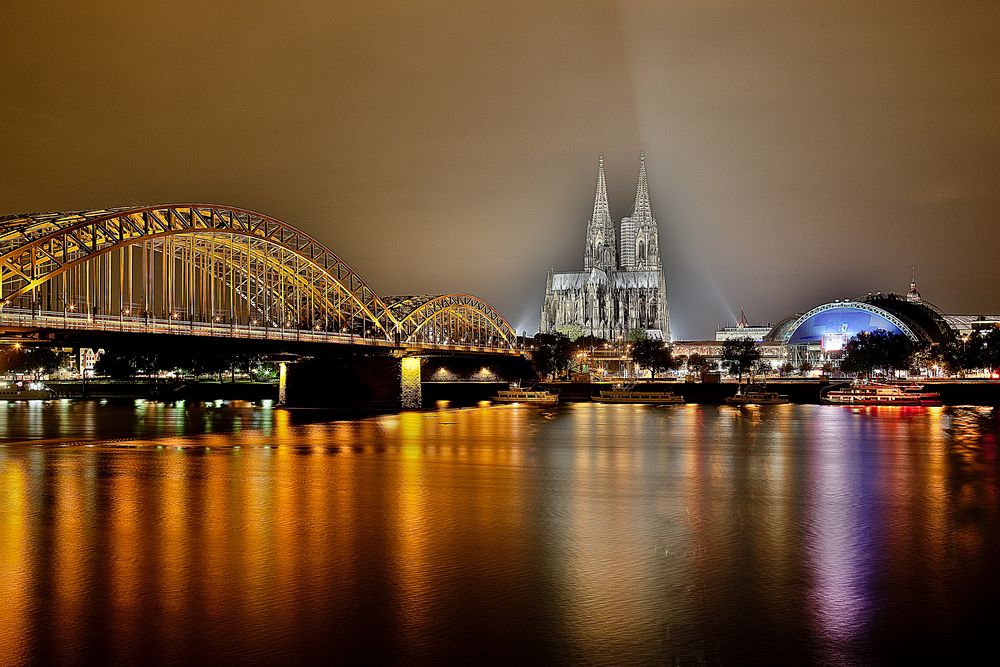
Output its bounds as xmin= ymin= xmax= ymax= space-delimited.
xmin=0 ymin=205 xmax=517 ymax=351
xmin=385 ymin=294 xmax=518 ymax=348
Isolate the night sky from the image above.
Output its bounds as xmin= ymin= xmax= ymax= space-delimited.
xmin=3 ymin=1 xmax=999 ymax=339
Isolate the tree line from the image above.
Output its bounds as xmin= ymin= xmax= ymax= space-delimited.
xmin=530 ymin=331 xmax=684 ymax=380
xmin=94 ymin=346 xmax=276 ymax=381
xmin=839 ymin=328 xmax=1000 ymax=378
xmin=529 ymin=331 xmax=768 ymax=381
xmin=0 ymin=347 xmax=63 ymax=379
xmin=529 ymin=326 xmax=1000 ymax=383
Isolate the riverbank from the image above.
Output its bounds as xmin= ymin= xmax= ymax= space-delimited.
xmin=45 ymin=380 xmax=277 ymax=401
xmin=539 ymin=379 xmax=1000 ymax=406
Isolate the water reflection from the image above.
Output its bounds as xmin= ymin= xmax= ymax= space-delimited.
xmin=0 ymin=402 xmax=999 ymax=663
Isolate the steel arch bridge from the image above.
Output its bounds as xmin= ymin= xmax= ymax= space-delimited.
xmin=0 ymin=204 xmax=518 ymax=352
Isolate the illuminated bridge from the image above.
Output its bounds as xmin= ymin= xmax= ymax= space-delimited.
xmin=0 ymin=204 xmax=519 ymax=355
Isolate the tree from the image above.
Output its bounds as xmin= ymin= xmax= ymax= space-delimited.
xmin=984 ymin=327 xmax=1000 ymax=374
xmin=839 ymin=330 xmax=918 ymax=378
xmin=779 ymin=362 xmax=794 ymax=377
xmin=821 ymin=361 xmax=835 ymax=375
xmin=94 ymin=349 xmax=141 ymax=379
xmin=963 ymin=330 xmax=987 ymax=373
xmin=554 ymin=324 xmax=583 ymax=341
xmin=721 ymin=337 xmax=760 ymax=384
xmin=531 ymin=333 xmax=572 ymax=380
xmin=799 ymin=360 xmax=813 ymax=375
xmin=574 ymin=335 xmax=606 ymax=352
xmin=0 ymin=346 xmax=63 ymax=379
xmin=627 ymin=328 xmax=648 ymax=343
xmin=753 ymin=359 xmax=772 ymax=379
xmin=686 ymin=353 xmax=710 ymax=377
xmin=26 ymin=348 xmax=61 ymax=380
xmin=631 ymin=339 xmax=678 ymax=379
xmin=929 ymin=339 xmax=961 ymax=376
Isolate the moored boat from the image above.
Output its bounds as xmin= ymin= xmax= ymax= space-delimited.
xmin=725 ymin=388 xmax=790 ymax=405
xmin=0 ymin=381 xmax=53 ymax=400
xmin=490 ymin=386 xmax=559 ymax=404
xmin=593 ymin=387 xmax=683 ymax=404
xmin=822 ymin=381 xmax=940 ymax=406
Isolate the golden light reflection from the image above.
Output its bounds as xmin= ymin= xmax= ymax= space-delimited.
xmin=393 ymin=410 xmax=433 ymax=646
xmin=2 ymin=402 xmax=1000 ymax=663
xmin=157 ymin=445 xmax=191 ymax=658
xmin=107 ymin=453 xmax=143 ymax=664
xmin=560 ymin=404 xmax=670 ymax=654
xmin=0 ymin=459 xmax=29 ymax=666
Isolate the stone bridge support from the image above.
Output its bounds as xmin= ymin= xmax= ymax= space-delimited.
xmin=400 ymin=356 xmax=422 ymax=409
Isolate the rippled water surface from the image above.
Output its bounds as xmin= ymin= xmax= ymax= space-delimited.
xmin=2 ymin=400 xmax=999 ymax=665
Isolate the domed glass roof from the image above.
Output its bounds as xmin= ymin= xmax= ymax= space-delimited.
xmin=786 ymin=303 xmax=910 ymax=345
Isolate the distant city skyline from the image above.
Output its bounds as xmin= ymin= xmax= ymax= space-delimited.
xmin=2 ymin=1 xmax=998 ymax=339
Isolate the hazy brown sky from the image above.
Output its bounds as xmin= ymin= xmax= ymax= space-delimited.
xmin=3 ymin=1 xmax=999 ymax=338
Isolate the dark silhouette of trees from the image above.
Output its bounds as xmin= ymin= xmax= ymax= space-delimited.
xmin=721 ymin=337 xmax=760 ymax=384
xmin=686 ymin=353 xmax=710 ymax=377
xmin=630 ymin=339 xmax=678 ymax=379
xmin=962 ymin=330 xmax=987 ymax=372
xmin=531 ymin=333 xmax=572 ymax=380
xmin=984 ymin=327 xmax=1000 ymax=373
xmin=93 ymin=349 xmax=155 ymax=379
xmin=93 ymin=345 xmax=270 ymax=381
xmin=839 ymin=330 xmax=919 ymax=378
xmin=928 ymin=329 xmax=1000 ymax=376
xmin=0 ymin=347 xmax=64 ymax=379
xmin=573 ymin=335 xmax=606 ymax=353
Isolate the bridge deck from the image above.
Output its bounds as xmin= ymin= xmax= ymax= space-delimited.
xmin=0 ymin=308 xmax=520 ymax=355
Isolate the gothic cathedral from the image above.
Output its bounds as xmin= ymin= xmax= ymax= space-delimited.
xmin=540 ymin=154 xmax=670 ymax=340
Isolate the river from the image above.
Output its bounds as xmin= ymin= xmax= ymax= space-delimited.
xmin=1 ymin=400 xmax=998 ymax=664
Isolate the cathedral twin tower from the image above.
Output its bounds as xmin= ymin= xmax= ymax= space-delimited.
xmin=541 ymin=154 xmax=670 ymax=341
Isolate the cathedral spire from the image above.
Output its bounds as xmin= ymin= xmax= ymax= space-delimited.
xmin=584 ymin=154 xmax=616 ymax=271
xmin=623 ymin=152 xmax=660 ymax=270
xmin=630 ymin=152 xmax=653 ymax=224
xmin=591 ymin=154 xmax=612 ymax=228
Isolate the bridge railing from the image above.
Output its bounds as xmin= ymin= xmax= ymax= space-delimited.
xmin=0 ymin=308 xmax=519 ymax=354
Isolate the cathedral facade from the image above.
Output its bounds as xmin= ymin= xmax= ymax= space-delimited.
xmin=540 ymin=154 xmax=671 ymax=340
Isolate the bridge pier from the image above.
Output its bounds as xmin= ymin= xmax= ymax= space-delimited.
xmin=400 ymin=356 xmax=422 ymax=409
xmin=277 ymin=361 xmax=288 ymax=406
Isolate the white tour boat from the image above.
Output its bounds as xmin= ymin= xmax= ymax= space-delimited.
xmin=725 ymin=388 xmax=790 ymax=405
xmin=822 ymin=381 xmax=941 ymax=406
xmin=593 ymin=387 xmax=683 ymax=404
xmin=490 ymin=386 xmax=559 ymax=404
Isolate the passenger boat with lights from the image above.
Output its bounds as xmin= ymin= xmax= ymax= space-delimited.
xmin=490 ymin=385 xmax=559 ymax=404
xmin=822 ymin=381 xmax=941 ymax=406
xmin=725 ymin=387 xmax=790 ymax=405
xmin=0 ymin=381 xmax=53 ymax=400
xmin=593 ymin=386 xmax=683 ymax=404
